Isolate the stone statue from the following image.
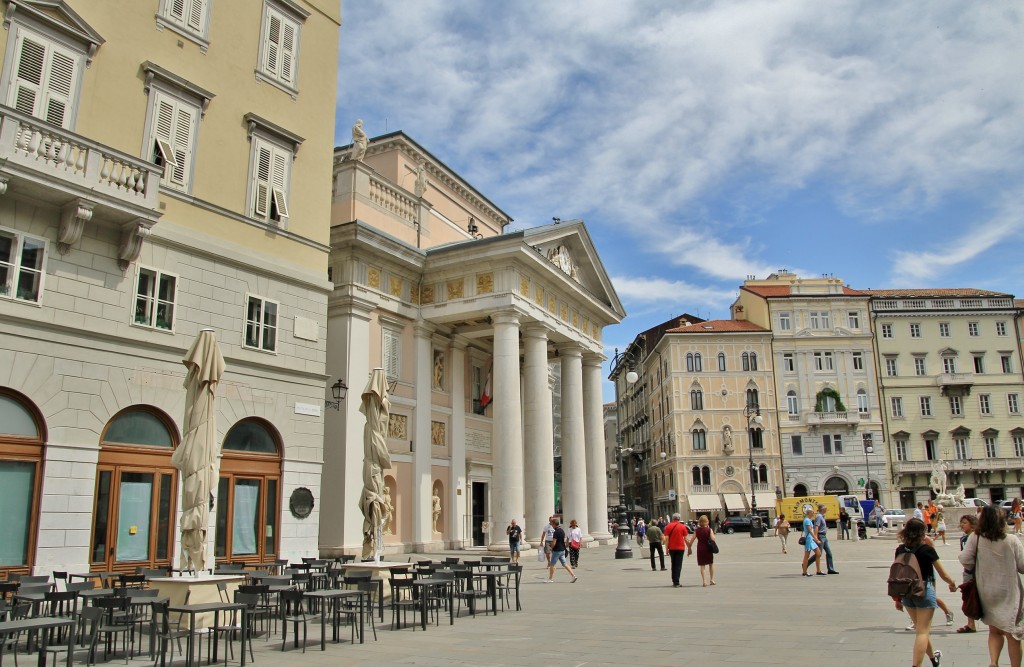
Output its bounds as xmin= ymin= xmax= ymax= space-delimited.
xmin=931 ymin=459 xmax=969 ymax=507
xmin=414 ymin=159 xmax=427 ymax=197
xmin=432 ymin=491 xmax=442 ymax=533
xmin=546 ymin=245 xmax=579 ymax=281
xmin=722 ymin=425 xmax=734 ymax=453
xmin=432 ymin=351 xmax=444 ymax=390
xmin=351 ymin=119 xmax=368 ymax=161
xmin=382 ymin=486 xmax=394 ymax=534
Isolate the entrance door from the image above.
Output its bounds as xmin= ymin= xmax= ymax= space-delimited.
xmin=471 ymin=481 xmax=487 ymax=546
xmin=92 ymin=467 xmax=176 ymax=572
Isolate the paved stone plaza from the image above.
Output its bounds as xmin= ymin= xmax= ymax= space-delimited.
xmin=113 ymin=530 xmax=1009 ymax=667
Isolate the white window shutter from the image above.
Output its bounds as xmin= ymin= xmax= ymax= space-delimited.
xmin=10 ymin=33 xmax=45 ymax=117
xmin=279 ymin=20 xmax=296 ymax=83
xmin=187 ymin=0 xmax=205 ymax=32
xmin=169 ymin=0 xmax=186 ymax=22
xmin=253 ymin=142 xmax=272 ymax=218
xmin=170 ymin=103 xmax=194 ymax=186
xmin=264 ymin=13 xmax=280 ymax=76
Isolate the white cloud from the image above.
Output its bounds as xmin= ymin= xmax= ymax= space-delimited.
xmin=611 ymin=275 xmax=736 ymax=310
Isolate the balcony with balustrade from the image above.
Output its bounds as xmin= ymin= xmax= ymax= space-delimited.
xmin=936 ymin=372 xmax=975 ymax=396
xmin=805 ymin=410 xmax=859 ymax=429
xmin=0 ymin=106 xmax=162 ymax=268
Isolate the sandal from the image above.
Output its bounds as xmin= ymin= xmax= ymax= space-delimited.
xmin=955 ymin=626 xmax=976 ymax=633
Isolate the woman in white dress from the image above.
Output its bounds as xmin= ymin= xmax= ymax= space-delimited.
xmin=958 ymin=504 xmax=1024 ymax=667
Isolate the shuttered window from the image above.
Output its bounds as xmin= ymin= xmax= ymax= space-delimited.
xmin=383 ymin=329 xmax=401 ymax=382
xmin=149 ymin=91 xmax=197 ymax=190
xmin=250 ymin=137 xmax=290 ymax=223
xmin=165 ymin=0 xmax=207 ymax=34
xmin=261 ymin=5 xmax=299 ymax=86
xmin=7 ymin=27 xmax=82 ymax=128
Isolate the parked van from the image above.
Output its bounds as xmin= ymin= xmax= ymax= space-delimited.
xmin=775 ymin=494 xmax=867 ymax=537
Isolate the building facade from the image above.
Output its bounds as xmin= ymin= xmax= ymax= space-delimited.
xmin=732 ymin=272 xmax=890 ymax=506
xmin=320 ymin=132 xmax=625 ymax=554
xmin=867 ymin=289 xmax=1024 ymax=507
xmin=0 ymin=0 xmax=340 ymax=578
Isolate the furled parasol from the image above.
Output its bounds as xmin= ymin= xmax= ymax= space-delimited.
xmin=357 ymin=368 xmax=391 ymax=561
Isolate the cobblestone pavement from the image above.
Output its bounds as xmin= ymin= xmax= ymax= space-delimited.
xmin=113 ymin=531 xmax=1017 ymax=666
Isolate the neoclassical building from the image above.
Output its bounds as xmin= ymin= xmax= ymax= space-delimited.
xmin=319 ymin=132 xmax=625 ymax=554
xmin=0 ymin=0 xmax=341 ymax=577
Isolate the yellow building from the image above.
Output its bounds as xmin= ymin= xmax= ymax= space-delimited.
xmin=321 ymin=132 xmax=625 ymax=553
xmin=0 ymin=0 xmax=340 ymax=578
xmin=867 ymin=289 xmax=1024 ymax=507
xmin=732 ymin=272 xmax=889 ymax=505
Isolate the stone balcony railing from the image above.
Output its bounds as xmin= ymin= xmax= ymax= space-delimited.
xmin=895 ymin=457 xmax=1023 ymax=475
xmin=805 ymin=411 xmax=859 ymax=427
xmin=0 ymin=105 xmax=162 ymax=267
xmin=936 ymin=373 xmax=975 ymax=388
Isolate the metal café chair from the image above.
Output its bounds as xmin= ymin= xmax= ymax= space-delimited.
xmin=279 ymin=589 xmax=315 ymax=653
xmin=212 ymin=591 xmax=256 ymax=665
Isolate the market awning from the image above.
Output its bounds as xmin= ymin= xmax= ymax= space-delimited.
xmin=687 ymin=494 xmax=723 ymax=511
xmin=755 ymin=492 xmax=777 ymax=510
xmin=722 ymin=493 xmax=748 ymax=511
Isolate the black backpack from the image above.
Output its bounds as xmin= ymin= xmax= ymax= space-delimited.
xmin=887 ymin=545 xmax=925 ymax=598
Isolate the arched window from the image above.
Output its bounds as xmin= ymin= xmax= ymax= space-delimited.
xmin=93 ymin=406 xmax=179 ymax=570
xmin=693 ymin=353 xmax=702 ymax=372
xmin=793 ymin=483 xmax=809 ymax=496
xmin=746 ymin=388 xmax=759 ymax=409
xmin=741 ymin=352 xmax=750 ymax=371
xmin=758 ymin=464 xmax=768 ymax=484
xmin=0 ymin=390 xmax=45 ymax=577
xmin=823 ymin=476 xmax=849 ymax=494
xmin=787 ymin=390 xmax=799 ymax=416
xmin=686 ymin=353 xmax=695 ymax=372
xmin=701 ymin=466 xmax=711 ymax=486
xmin=216 ymin=418 xmax=282 ymax=564
xmin=692 ymin=429 xmax=707 ymax=450
xmin=690 ymin=389 xmax=703 ymax=411
xmin=718 ymin=353 xmax=726 ymax=371
xmin=749 ymin=353 xmax=758 ymax=371
xmin=691 ymin=466 xmax=701 ymax=486
xmin=857 ymin=388 xmax=869 ymax=414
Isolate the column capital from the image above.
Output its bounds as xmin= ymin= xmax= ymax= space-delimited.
xmin=582 ymin=352 xmax=606 ymax=367
xmin=521 ymin=322 xmax=551 ymax=340
xmin=557 ymin=342 xmax=584 ymax=358
xmin=413 ymin=321 xmax=436 ymax=338
xmin=449 ymin=334 xmax=470 ymax=351
xmin=491 ymin=310 xmax=520 ymax=327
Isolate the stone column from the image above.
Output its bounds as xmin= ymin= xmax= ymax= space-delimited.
xmin=448 ymin=337 xmax=468 ymax=548
xmin=412 ymin=322 xmax=435 ymax=548
xmin=559 ymin=344 xmax=589 ymax=537
xmin=490 ymin=311 xmax=524 ymax=548
xmin=522 ymin=324 xmax=554 ymax=543
xmin=584 ymin=353 xmax=612 ymax=541
xmin=319 ymin=295 xmax=374 ymax=555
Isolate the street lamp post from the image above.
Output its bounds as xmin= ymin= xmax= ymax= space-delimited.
xmin=615 ymin=437 xmax=634 ymax=559
xmin=863 ymin=433 xmax=874 ymax=501
xmin=743 ymin=405 xmax=764 ymax=516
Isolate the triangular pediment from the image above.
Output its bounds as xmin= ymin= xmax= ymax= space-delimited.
xmin=938 ymin=347 xmax=958 ymax=356
xmin=5 ymin=0 xmax=104 ymax=59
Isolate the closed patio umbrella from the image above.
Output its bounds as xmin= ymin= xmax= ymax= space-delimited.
xmin=357 ymin=368 xmax=391 ymax=561
xmin=171 ymin=328 xmax=225 ymax=573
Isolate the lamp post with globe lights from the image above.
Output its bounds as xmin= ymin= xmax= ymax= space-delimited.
xmin=744 ymin=404 xmax=765 ymax=537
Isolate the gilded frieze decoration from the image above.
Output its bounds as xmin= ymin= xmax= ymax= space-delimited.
xmin=519 ymin=275 xmax=529 ymax=295
xmin=367 ymin=267 xmax=381 ymax=289
xmin=560 ymin=303 xmax=568 ymax=321
xmin=421 ymin=284 xmax=435 ymax=304
xmin=535 ymin=286 xmax=543 ymax=306
xmin=410 ymin=284 xmax=420 ymax=304
xmin=388 ymin=414 xmax=408 ymax=440
xmin=583 ymin=318 xmax=590 ymax=336
xmin=431 ymin=420 xmax=446 ymax=446
xmin=548 ymin=296 xmax=556 ymax=313
xmin=572 ymin=312 xmax=579 ymax=328
xmin=447 ymin=278 xmax=464 ymax=300
xmin=477 ymin=273 xmax=494 ymax=294
xmin=389 ymin=276 xmax=403 ymax=298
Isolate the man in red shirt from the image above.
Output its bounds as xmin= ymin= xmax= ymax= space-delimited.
xmin=663 ymin=513 xmax=690 ymax=587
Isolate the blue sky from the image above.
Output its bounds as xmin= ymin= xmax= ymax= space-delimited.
xmin=333 ymin=2 xmax=1024 ymax=399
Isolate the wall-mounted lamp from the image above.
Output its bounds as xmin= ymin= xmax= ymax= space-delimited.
xmin=467 ymin=218 xmax=482 ymax=239
xmin=325 ymin=378 xmax=348 ymax=410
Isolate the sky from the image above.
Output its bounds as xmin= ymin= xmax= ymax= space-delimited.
xmin=333 ymin=2 xmax=1024 ymax=400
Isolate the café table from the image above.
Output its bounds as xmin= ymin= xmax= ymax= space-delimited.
xmin=168 ymin=601 xmax=247 ymax=667
xmin=0 ymin=617 xmax=74 ymax=667
xmin=470 ymin=570 xmax=508 ymax=617
xmin=303 ymin=589 xmax=365 ymax=649
xmin=339 ymin=561 xmax=411 ymax=622
xmin=410 ymin=578 xmax=454 ymax=631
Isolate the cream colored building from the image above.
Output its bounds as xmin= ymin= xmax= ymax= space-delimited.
xmin=867 ymin=289 xmax=1024 ymax=507
xmin=0 ymin=0 xmax=340 ymax=578
xmin=732 ymin=272 xmax=890 ymax=506
xmin=320 ymin=132 xmax=625 ymax=554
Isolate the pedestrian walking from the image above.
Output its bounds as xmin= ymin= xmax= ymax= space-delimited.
xmin=687 ymin=514 xmax=717 ymax=586
xmin=506 ymin=518 xmax=523 ymax=563
xmin=545 ymin=517 xmax=578 ymax=583
xmin=935 ymin=507 xmax=947 ymax=546
xmin=646 ymin=521 xmax=666 ymax=571
xmin=838 ymin=508 xmax=850 ymax=540
xmin=955 ymin=513 xmax=978 ymax=634
xmin=806 ymin=502 xmax=839 ymax=574
xmin=567 ymin=519 xmax=583 ymax=568
xmin=801 ymin=506 xmax=823 ymax=576
xmin=540 ymin=516 xmax=555 ymax=567
xmin=1010 ymin=498 xmax=1022 ymax=534
xmin=776 ymin=515 xmax=791 ymax=553
xmin=636 ymin=518 xmax=646 ymax=547
xmin=663 ymin=513 xmax=690 ymax=587
xmin=892 ymin=518 xmax=957 ymax=667
xmin=873 ymin=502 xmax=887 ymax=535
xmin=958 ymin=504 xmax=1024 ymax=667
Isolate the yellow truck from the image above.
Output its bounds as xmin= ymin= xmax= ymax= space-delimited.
xmin=776 ymin=494 xmax=867 ymax=537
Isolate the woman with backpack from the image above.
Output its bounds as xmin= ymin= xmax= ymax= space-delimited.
xmin=892 ymin=518 xmax=958 ymax=667
xmin=958 ymin=504 xmax=1024 ymax=667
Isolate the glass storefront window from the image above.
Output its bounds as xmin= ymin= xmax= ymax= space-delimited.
xmin=0 ymin=461 xmax=35 ymax=566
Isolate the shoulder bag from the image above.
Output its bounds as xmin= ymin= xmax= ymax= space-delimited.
xmin=709 ymin=534 xmax=720 ymax=554
xmin=959 ymin=535 xmax=983 ymax=620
